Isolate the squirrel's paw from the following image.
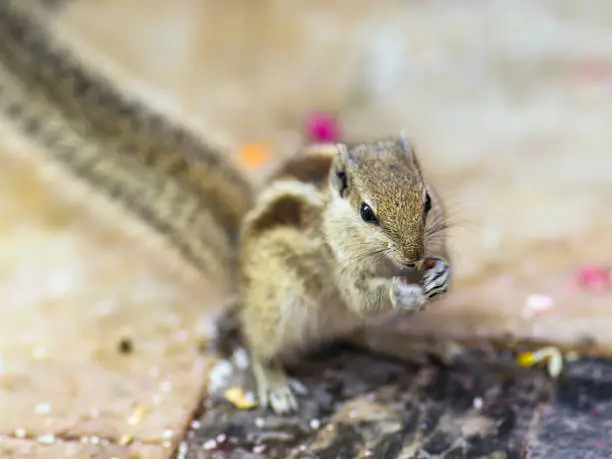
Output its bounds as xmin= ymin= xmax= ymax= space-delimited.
xmin=254 ymin=362 xmax=299 ymax=414
xmin=391 ymin=277 xmax=427 ymax=313
xmin=266 ymin=383 xmax=299 ymax=415
xmin=422 ymin=256 xmax=451 ymax=299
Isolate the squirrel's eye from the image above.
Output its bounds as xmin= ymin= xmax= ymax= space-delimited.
xmin=336 ymin=171 xmax=348 ymax=197
xmin=424 ymin=192 xmax=432 ymax=213
xmin=360 ymin=203 xmax=378 ymax=224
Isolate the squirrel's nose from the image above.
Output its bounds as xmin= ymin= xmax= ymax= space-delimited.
xmin=401 ymin=260 xmax=424 ymax=271
xmin=403 ymin=245 xmax=425 ymax=266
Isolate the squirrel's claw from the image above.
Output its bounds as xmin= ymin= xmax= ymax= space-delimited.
xmin=422 ymin=256 xmax=451 ymax=298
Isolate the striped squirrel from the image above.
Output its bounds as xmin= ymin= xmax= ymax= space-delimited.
xmin=0 ymin=1 xmax=454 ymax=414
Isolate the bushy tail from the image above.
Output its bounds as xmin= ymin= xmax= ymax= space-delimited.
xmin=0 ymin=1 xmax=255 ymax=284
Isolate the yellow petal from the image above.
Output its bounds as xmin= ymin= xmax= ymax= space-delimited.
xmin=224 ymin=387 xmax=257 ymax=410
xmin=517 ymin=352 xmax=535 ymax=367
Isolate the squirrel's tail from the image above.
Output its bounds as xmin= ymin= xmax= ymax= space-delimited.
xmin=0 ymin=1 xmax=255 ymax=285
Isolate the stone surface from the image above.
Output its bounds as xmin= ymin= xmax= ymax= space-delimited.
xmin=184 ymin=347 xmax=612 ymax=459
xmin=0 ymin=139 xmax=223 ymax=457
xmin=526 ymin=359 xmax=612 ymax=458
xmin=0 ymin=438 xmax=168 ymax=459
xmin=1 ymin=0 xmax=612 ymax=457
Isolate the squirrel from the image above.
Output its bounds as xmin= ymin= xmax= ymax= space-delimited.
xmin=236 ymin=138 xmax=452 ymax=413
xmin=0 ymin=1 xmax=455 ymax=414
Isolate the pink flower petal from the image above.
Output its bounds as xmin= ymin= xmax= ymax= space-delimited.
xmin=305 ymin=111 xmax=340 ymax=143
xmin=575 ymin=264 xmax=610 ymax=291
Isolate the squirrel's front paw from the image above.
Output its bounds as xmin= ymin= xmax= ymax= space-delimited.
xmin=390 ymin=277 xmax=427 ymax=313
xmin=422 ymin=256 xmax=451 ymax=299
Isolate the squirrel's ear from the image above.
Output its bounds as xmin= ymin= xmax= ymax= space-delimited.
xmin=330 ymin=143 xmax=350 ymax=197
xmin=399 ymin=130 xmax=423 ymax=169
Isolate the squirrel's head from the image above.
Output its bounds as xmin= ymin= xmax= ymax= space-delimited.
xmin=325 ymin=134 xmax=435 ymax=270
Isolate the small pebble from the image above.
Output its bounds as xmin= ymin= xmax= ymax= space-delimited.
xmin=309 ymin=418 xmax=321 ymax=430
xmin=190 ymin=420 xmax=202 ymax=430
xmin=253 ymin=444 xmax=266 ymax=454
xmin=128 ymin=405 xmax=148 ymax=426
xmin=35 ymin=403 xmax=52 ymax=415
xmin=473 ymin=397 xmax=483 ymax=410
xmin=14 ymin=428 xmax=27 ymax=439
xmin=254 ymin=418 xmax=265 ymax=428
xmin=163 ymin=429 xmax=174 ymax=440
xmin=522 ymin=294 xmax=553 ymax=319
xmin=203 ymin=439 xmax=217 ymax=450
xmin=176 ymin=442 xmax=189 ymax=459
xmin=231 ymin=348 xmax=250 ymax=370
xmin=119 ymin=434 xmax=133 ymax=446
xmin=208 ymin=360 xmax=233 ymax=393
xmin=160 ymin=380 xmax=173 ymax=392
xmin=37 ymin=434 xmax=55 ymax=444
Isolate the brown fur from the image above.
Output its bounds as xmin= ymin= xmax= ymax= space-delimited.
xmin=246 ymin=194 xmax=307 ymax=234
xmin=269 ymin=144 xmax=335 ymax=189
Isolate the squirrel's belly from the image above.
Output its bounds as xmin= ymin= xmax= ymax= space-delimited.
xmin=276 ymin=288 xmax=360 ymax=355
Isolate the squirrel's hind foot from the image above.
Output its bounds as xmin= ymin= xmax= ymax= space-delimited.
xmin=253 ymin=359 xmax=304 ymax=414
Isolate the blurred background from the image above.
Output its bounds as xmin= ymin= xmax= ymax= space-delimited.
xmin=52 ymin=0 xmax=612 ymax=278
xmin=50 ymin=0 xmax=612 ymax=338
xmin=0 ymin=0 xmax=611 ymax=454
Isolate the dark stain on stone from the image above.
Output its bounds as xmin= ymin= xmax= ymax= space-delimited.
xmin=117 ymin=338 xmax=133 ymax=354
